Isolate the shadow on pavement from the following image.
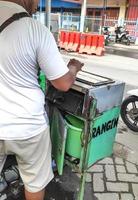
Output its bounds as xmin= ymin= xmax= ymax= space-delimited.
xmin=1 ymin=157 xmax=95 ymax=200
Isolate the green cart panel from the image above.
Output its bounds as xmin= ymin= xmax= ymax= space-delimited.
xmin=87 ymin=107 xmax=120 ymax=168
xmin=50 ymin=107 xmax=67 ymax=175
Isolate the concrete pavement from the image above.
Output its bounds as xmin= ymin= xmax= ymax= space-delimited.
xmin=115 ymin=120 xmax=138 ymax=165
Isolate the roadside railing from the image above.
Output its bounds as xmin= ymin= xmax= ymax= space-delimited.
xmin=33 ymin=12 xmax=138 ymax=40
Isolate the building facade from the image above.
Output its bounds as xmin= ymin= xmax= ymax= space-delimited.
xmin=40 ymin=0 xmax=138 ymax=20
xmin=86 ymin=0 xmax=138 ymax=20
xmin=39 ymin=0 xmax=81 ymax=14
xmin=86 ymin=0 xmax=127 ymax=19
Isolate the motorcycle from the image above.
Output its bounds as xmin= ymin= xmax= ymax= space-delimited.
xmin=115 ymin=26 xmax=131 ymax=45
xmin=121 ymin=89 xmax=138 ymax=132
xmin=102 ymin=26 xmax=116 ymax=45
xmin=102 ymin=26 xmax=111 ymax=45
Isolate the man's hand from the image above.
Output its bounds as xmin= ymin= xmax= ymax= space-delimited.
xmin=67 ymin=59 xmax=84 ymax=73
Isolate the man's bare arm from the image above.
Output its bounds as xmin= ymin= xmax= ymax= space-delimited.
xmin=50 ymin=59 xmax=84 ymax=91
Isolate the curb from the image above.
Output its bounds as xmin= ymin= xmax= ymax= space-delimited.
xmin=105 ymin=46 xmax=138 ymax=59
xmin=61 ymin=48 xmax=138 ymax=59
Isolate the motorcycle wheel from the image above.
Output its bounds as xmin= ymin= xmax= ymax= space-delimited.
xmin=121 ymin=35 xmax=130 ymax=45
xmin=126 ymin=39 xmax=130 ymax=45
xmin=121 ymin=96 xmax=138 ymax=132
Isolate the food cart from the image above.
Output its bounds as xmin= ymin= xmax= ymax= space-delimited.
xmin=46 ymin=70 xmax=125 ymax=200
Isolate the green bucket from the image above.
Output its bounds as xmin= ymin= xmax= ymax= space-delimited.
xmin=65 ymin=115 xmax=84 ymax=159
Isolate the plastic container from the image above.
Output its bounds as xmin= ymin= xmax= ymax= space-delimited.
xmin=65 ymin=115 xmax=84 ymax=158
xmin=39 ymin=71 xmax=46 ymax=93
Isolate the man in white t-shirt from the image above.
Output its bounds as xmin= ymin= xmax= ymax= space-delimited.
xmin=0 ymin=0 xmax=83 ymax=200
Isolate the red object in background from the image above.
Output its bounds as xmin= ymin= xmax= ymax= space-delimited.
xmin=126 ymin=0 xmax=138 ymax=20
xmin=97 ymin=35 xmax=104 ymax=48
xmin=70 ymin=32 xmax=81 ymax=52
xmin=91 ymin=35 xmax=98 ymax=47
xmin=80 ymin=34 xmax=92 ymax=54
xmin=89 ymin=35 xmax=98 ymax=54
xmin=78 ymin=34 xmax=105 ymax=56
xmin=62 ymin=32 xmax=70 ymax=49
xmin=85 ymin=34 xmax=92 ymax=46
xmin=79 ymin=33 xmax=87 ymax=53
xmin=95 ymin=35 xmax=105 ymax=56
xmin=58 ymin=31 xmax=105 ymax=55
xmin=79 ymin=34 xmax=86 ymax=46
xmin=69 ymin=32 xmax=75 ymax=43
xmin=65 ymin=32 xmax=75 ymax=51
xmin=59 ymin=31 xmax=65 ymax=48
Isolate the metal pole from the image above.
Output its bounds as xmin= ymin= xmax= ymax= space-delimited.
xmin=39 ymin=0 xmax=42 ymax=12
xmin=45 ymin=0 xmax=51 ymax=30
xmin=80 ymin=0 xmax=87 ymax=32
xmin=101 ymin=0 xmax=107 ymax=34
xmin=135 ymin=18 xmax=138 ymax=40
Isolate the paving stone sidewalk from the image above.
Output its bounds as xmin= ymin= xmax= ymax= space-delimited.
xmin=83 ymin=156 xmax=138 ymax=200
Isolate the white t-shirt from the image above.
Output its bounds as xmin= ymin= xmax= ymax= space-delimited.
xmin=0 ymin=1 xmax=69 ymax=140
